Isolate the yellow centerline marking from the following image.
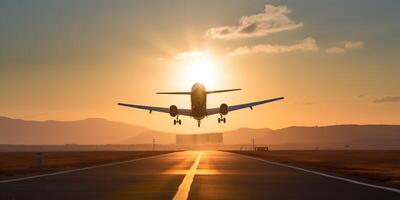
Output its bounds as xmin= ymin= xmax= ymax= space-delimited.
xmin=172 ymin=152 xmax=202 ymax=200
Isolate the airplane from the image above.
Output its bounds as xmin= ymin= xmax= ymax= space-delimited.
xmin=118 ymin=82 xmax=284 ymax=127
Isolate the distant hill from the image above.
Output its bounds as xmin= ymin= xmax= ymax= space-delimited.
xmin=116 ymin=124 xmax=400 ymax=149
xmin=252 ymin=125 xmax=400 ymax=149
xmin=222 ymin=127 xmax=272 ymax=144
xmin=1 ymin=116 xmax=399 ymax=149
xmin=120 ymin=127 xmax=273 ymax=145
xmin=0 ymin=116 xmax=149 ymax=144
xmin=262 ymin=125 xmax=400 ymax=148
xmin=120 ymin=130 xmax=176 ymax=144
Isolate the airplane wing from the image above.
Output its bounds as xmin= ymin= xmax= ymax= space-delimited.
xmin=117 ymin=103 xmax=192 ymax=116
xmin=206 ymin=97 xmax=284 ymax=116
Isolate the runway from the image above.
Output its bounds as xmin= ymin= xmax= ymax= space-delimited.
xmin=0 ymin=151 xmax=399 ymax=200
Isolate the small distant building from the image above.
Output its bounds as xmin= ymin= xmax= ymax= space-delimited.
xmin=176 ymin=132 xmax=223 ymax=145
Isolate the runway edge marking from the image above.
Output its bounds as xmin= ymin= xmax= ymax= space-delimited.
xmin=236 ymin=153 xmax=400 ymax=194
xmin=0 ymin=153 xmax=174 ymax=184
xmin=173 ymin=152 xmax=202 ymax=200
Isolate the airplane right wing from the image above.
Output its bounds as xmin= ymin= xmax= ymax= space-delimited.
xmin=206 ymin=97 xmax=284 ymax=116
xmin=117 ymin=103 xmax=192 ymax=116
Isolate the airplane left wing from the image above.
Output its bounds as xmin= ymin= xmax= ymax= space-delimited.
xmin=206 ymin=97 xmax=284 ymax=116
xmin=118 ymin=103 xmax=192 ymax=116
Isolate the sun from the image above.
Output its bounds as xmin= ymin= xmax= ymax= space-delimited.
xmin=178 ymin=51 xmax=219 ymax=87
xmin=187 ymin=57 xmax=216 ymax=85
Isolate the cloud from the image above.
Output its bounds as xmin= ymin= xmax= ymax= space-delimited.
xmin=325 ymin=40 xmax=365 ymax=54
xmin=303 ymin=101 xmax=315 ymax=105
xmin=228 ymin=37 xmax=318 ymax=56
xmin=373 ymin=96 xmax=400 ymax=103
xmin=357 ymin=94 xmax=365 ymax=98
xmin=345 ymin=41 xmax=365 ymax=49
xmin=206 ymin=5 xmax=303 ymax=40
xmin=173 ymin=51 xmax=209 ymax=60
xmin=325 ymin=47 xmax=345 ymax=54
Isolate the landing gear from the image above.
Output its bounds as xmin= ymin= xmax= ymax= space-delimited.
xmin=218 ymin=114 xmax=226 ymax=123
xmin=173 ymin=116 xmax=182 ymax=125
xmin=197 ymin=120 xmax=201 ymax=127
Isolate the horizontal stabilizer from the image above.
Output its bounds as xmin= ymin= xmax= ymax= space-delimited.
xmin=206 ymin=88 xmax=241 ymax=94
xmin=156 ymin=92 xmax=191 ymax=95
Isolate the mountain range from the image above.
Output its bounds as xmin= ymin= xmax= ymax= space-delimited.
xmin=1 ymin=116 xmax=399 ymax=149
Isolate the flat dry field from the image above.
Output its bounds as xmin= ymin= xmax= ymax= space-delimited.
xmin=0 ymin=151 xmax=173 ymax=179
xmin=232 ymin=150 xmax=400 ymax=186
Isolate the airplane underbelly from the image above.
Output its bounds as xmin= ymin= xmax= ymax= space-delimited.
xmin=190 ymin=84 xmax=207 ymax=120
xmin=191 ymin=97 xmax=206 ymax=119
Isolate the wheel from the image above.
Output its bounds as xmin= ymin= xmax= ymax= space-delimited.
xmin=218 ymin=118 xmax=221 ymax=123
xmin=178 ymin=119 xmax=182 ymax=125
xmin=173 ymin=120 xmax=176 ymax=125
xmin=223 ymin=118 xmax=226 ymax=123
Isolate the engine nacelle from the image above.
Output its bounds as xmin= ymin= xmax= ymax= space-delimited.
xmin=219 ymin=103 xmax=229 ymax=115
xmin=169 ymin=105 xmax=178 ymax=117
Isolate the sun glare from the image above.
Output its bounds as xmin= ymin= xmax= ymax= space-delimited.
xmin=178 ymin=51 xmax=219 ymax=87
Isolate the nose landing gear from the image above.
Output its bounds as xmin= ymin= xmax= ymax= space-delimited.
xmin=197 ymin=120 xmax=201 ymax=127
xmin=173 ymin=116 xmax=182 ymax=125
xmin=218 ymin=114 xmax=226 ymax=123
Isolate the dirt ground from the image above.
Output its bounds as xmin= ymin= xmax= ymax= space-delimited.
xmin=0 ymin=151 xmax=174 ymax=178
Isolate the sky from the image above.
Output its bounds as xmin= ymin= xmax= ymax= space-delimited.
xmin=0 ymin=0 xmax=399 ymax=133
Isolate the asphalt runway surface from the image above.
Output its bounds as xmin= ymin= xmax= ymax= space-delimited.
xmin=0 ymin=151 xmax=399 ymax=200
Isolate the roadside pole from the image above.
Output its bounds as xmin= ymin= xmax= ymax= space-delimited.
xmin=36 ymin=152 xmax=43 ymax=171
xmin=252 ymin=138 xmax=255 ymax=151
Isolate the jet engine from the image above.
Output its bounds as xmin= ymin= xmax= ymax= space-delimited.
xmin=219 ymin=103 xmax=228 ymax=115
xmin=169 ymin=105 xmax=178 ymax=117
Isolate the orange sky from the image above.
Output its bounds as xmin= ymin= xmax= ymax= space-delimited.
xmin=0 ymin=1 xmax=399 ymax=133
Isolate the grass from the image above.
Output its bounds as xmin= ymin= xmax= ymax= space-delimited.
xmin=0 ymin=151 xmax=174 ymax=178
xmin=231 ymin=150 xmax=400 ymax=186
